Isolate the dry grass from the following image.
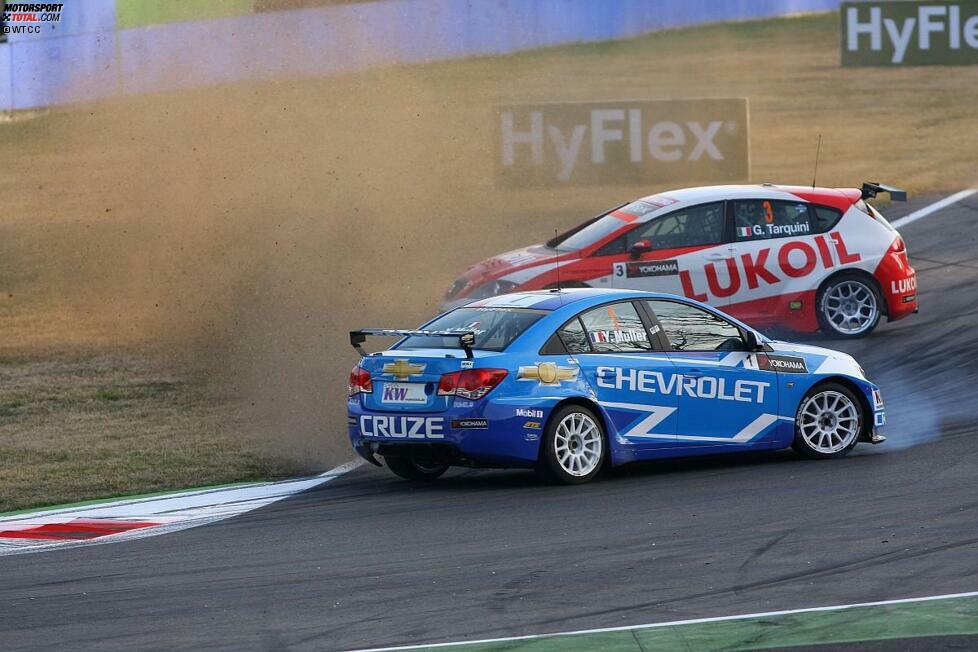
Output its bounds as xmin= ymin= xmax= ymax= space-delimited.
xmin=1 ymin=12 xmax=975 ymax=511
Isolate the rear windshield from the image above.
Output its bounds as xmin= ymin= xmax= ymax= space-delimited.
xmin=557 ymin=200 xmax=659 ymax=251
xmin=396 ymin=308 xmax=547 ymax=352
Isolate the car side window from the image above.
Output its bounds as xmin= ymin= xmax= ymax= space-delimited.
xmin=644 ymin=300 xmax=745 ymax=352
xmin=594 ymin=202 xmax=725 ymax=256
xmin=557 ymin=317 xmax=591 ymax=354
xmin=578 ymin=302 xmax=654 ymax=353
xmin=732 ymin=199 xmax=813 ymax=242
xmin=812 ymin=205 xmax=843 ymax=232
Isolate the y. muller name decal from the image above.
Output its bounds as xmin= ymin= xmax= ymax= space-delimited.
xmin=680 ymin=231 xmax=861 ymax=302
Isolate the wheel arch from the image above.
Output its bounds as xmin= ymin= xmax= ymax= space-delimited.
xmin=804 ymin=375 xmax=875 ymax=440
xmin=542 ymin=396 xmax=613 ymax=465
xmin=816 ymin=268 xmax=887 ymax=317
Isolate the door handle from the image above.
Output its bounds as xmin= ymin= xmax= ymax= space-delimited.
xmin=684 ymin=369 xmax=706 ymax=378
xmin=706 ymin=252 xmax=728 ymax=261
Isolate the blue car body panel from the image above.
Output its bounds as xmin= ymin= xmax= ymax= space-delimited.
xmin=348 ymin=289 xmax=884 ymax=468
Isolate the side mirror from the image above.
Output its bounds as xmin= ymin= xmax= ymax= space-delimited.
xmin=629 ymin=239 xmax=652 ymax=259
xmin=743 ymin=329 xmax=765 ymax=351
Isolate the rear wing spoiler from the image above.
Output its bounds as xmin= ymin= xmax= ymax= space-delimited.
xmin=861 ymin=182 xmax=907 ymax=202
xmin=349 ymin=329 xmax=476 ymax=359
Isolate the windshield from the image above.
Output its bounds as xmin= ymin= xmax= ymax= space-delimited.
xmin=396 ymin=307 xmax=547 ymax=352
xmin=556 ymin=200 xmax=659 ymax=251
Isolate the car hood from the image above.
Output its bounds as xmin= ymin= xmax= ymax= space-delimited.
xmin=768 ymin=340 xmax=864 ymax=378
xmin=464 ymin=244 xmax=566 ymax=282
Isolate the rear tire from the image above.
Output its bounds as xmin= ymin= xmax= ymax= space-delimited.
xmin=539 ymin=405 xmax=606 ymax=484
xmin=385 ymin=456 xmax=449 ymax=481
xmin=816 ymin=273 xmax=882 ymax=339
xmin=792 ymin=382 xmax=863 ymax=459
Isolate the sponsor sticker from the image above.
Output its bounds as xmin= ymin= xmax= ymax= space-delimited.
xmin=359 ymin=415 xmax=445 ymax=439
xmin=756 ymin=354 xmax=809 ymax=374
xmin=891 ymin=276 xmax=917 ymax=294
xmin=597 ymin=366 xmax=770 ymax=403
xmin=380 ymin=382 xmax=428 ymax=404
xmin=452 ymin=418 xmax=489 ymax=429
xmin=523 ymin=421 xmax=542 ymax=429
xmin=621 ymin=259 xmax=680 ymax=278
xmin=874 ymin=411 xmax=886 ymax=427
xmin=460 ymin=360 xmax=474 ymax=369
xmin=516 ymin=408 xmax=544 ymax=418
xmin=873 ymin=388 xmax=884 ymax=409
xmin=517 ymin=362 xmax=579 ymax=386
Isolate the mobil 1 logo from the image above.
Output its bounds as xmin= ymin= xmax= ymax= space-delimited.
xmin=496 ymin=99 xmax=749 ymax=187
xmin=842 ymin=1 xmax=978 ymax=65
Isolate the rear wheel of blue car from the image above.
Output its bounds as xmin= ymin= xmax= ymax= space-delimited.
xmin=385 ymin=456 xmax=449 ymax=481
xmin=792 ymin=382 xmax=863 ymax=459
xmin=540 ymin=405 xmax=606 ymax=484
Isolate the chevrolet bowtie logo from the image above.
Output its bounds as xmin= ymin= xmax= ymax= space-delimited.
xmin=382 ymin=359 xmax=426 ymax=380
xmin=517 ymin=362 xmax=578 ymax=386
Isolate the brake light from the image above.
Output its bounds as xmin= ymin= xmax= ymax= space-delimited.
xmin=891 ymin=236 xmax=906 ymax=253
xmin=348 ymin=366 xmax=372 ymax=396
xmin=437 ymin=368 xmax=508 ymax=400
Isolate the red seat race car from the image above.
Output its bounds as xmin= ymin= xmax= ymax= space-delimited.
xmin=444 ymin=183 xmax=917 ymax=338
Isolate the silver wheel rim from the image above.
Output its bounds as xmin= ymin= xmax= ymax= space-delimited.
xmin=821 ymin=280 xmax=878 ymax=335
xmin=798 ymin=390 xmax=860 ymax=454
xmin=554 ymin=412 xmax=603 ymax=477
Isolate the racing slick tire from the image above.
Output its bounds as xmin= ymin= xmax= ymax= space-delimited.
xmin=816 ymin=272 xmax=883 ymax=339
xmin=384 ymin=456 xmax=449 ymax=481
xmin=539 ymin=404 xmax=606 ymax=485
xmin=791 ymin=382 xmax=864 ymax=459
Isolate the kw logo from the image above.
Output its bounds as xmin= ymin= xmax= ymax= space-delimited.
xmin=382 ymin=359 xmax=425 ymax=380
xmin=517 ymin=362 xmax=578 ymax=386
xmin=383 ymin=386 xmax=409 ymax=401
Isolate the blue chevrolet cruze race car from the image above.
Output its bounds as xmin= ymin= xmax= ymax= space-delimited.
xmin=348 ymin=289 xmax=886 ymax=484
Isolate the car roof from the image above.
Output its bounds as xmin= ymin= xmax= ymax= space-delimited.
xmin=464 ymin=288 xmax=682 ymax=312
xmin=637 ymin=184 xmax=859 ymax=216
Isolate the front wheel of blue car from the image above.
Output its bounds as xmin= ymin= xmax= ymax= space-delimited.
xmin=792 ymin=382 xmax=863 ymax=459
xmin=540 ymin=405 xmax=606 ymax=484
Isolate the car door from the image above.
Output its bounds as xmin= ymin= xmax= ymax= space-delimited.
xmin=726 ymin=198 xmax=818 ymax=323
xmin=643 ymin=299 xmax=781 ymax=448
xmin=608 ymin=202 xmax=731 ymax=309
xmin=563 ymin=300 xmax=681 ymax=450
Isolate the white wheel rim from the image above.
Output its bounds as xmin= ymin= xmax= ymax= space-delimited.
xmin=821 ymin=280 xmax=879 ymax=335
xmin=798 ymin=390 xmax=860 ymax=454
xmin=554 ymin=412 xmax=603 ymax=477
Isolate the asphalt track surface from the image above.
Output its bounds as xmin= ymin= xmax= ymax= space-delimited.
xmin=2 ymin=196 xmax=978 ymax=651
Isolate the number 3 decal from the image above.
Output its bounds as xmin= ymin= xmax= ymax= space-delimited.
xmin=614 ymin=263 xmax=625 ymax=277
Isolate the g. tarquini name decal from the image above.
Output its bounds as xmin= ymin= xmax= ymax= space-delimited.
xmin=757 ymin=354 xmax=808 ymax=374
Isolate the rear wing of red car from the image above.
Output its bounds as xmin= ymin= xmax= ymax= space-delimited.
xmin=861 ymin=182 xmax=907 ymax=202
xmin=349 ymin=329 xmax=476 ymax=358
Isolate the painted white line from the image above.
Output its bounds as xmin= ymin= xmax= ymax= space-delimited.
xmin=349 ymin=589 xmax=978 ymax=652
xmin=0 ymin=458 xmax=365 ymax=556
xmin=891 ymin=188 xmax=977 ymax=229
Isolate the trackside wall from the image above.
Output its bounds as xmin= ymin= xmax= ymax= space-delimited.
xmin=0 ymin=0 xmax=843 ymax=111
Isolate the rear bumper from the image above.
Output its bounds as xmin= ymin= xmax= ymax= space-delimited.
xmin=875 ymin=253 xmax=918 ymax=322
xmin=347 ymin=396 xmax=551 ymax=468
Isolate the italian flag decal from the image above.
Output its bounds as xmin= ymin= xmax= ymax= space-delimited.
xmin=737 ymin=226 xmax=752 ymax=237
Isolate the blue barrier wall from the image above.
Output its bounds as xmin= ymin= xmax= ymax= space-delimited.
xmin=0 ymin=0 xmax=843 ymax=111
